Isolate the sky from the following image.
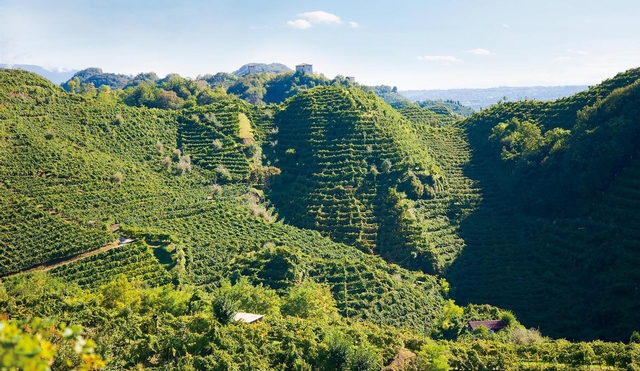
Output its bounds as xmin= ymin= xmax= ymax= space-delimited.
xmin=1 ymin=0 xmax=639 ymax=89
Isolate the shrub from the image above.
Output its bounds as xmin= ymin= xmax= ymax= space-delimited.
xmin=381 ymin=159 xmax=392 ymax=173
xmin=173 ymin=148 xmax=181 ymax=158
xmin=161 ymin=156 xmax=172 ymax=169
xmin=510 ymin=327 xmax=543 ymax=345
xmin=176 ymin=155 xmax=192 ymax=175
xmin=155 ymin=140 xmax=164 ymax=153
xmin=212 ymin=139 xmax=223 ymax=150
xmin=473 ymin=325 xmax=489 ymax=338
xmin=323 ymin=331 xmax=351 ymax=371
xmin=114 ymin=114 xmax=124 ymax=125
xmin=248 ymin=203 xmax=275 ymax=223
xmin=244 ymin=143 xmax=260 ymax=159
xmin=44 ymin=129 xmax=55 ymax=140
xmin=212 ymin=183 xmax=223 ymax=195
xmin=216 ymin=165 xmax=232 ymax=182
xmin=111 ymin=172 xmax=123 ymax=184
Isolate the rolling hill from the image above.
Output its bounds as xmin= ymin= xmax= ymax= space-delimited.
xmin=2 ymin=67 xmax=640 ymax=369
xmin=0 ymin=68 xmax=448 ymax=331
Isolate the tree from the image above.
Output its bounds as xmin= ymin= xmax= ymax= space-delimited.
xmin=282 ymin=281 xmax=338 ymax=320
xmin=212 ymin=295 xmax=236 ymax=325
xmin=67 ymin=77 xmax=80 ymax=94
xmin=213 ymin=277 xmax=281 ymax=316
xmin=349 ymin=345 xmax=381 ymax=371
xmin=414 ymin=341 xmax=450 ymax=371
xmin=99 ymin=274 xmax=140 ymax=310
xmin=155 ymin=90 xmax=184 ymax=110
xmin=499 ymin=311 xmax=517 ymax=328
xmin=96 ymin=85 xmax=114 ymax=104
xmin=322 ymin=331 xmax=351 ymax=371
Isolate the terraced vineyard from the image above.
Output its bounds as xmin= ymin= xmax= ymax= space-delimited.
xmin=3 ymin=67 xmax=640 ymax=347
xmin=0 ymin=186 xmax=113 ymax=276
xmin=139 ymin=197 xmax=446 ymax=330
xmin=0 ymin=69 xmax=450 ymax=335
xmin=48 ymin=241 xmax=174 ymax=289
xmin=268 ymin=86 xmax=449 ymax=272
xmin=177 ymin=101 xmax=260 ymax=180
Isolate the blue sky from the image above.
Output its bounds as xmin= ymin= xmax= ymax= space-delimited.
xmin=1 ymin=0 xmax=639 ymax=89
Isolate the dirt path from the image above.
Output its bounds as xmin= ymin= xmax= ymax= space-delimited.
xmin=3 ymin=239 xmax=134 ymax=278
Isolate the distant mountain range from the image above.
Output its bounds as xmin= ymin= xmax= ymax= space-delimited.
xmin=232 ymin=63 xmax=292 ymax=76
xmin=0 ymin=64 xmax=77 ymax=85
xmin=401 ymin=85 xmax=589 ymax=111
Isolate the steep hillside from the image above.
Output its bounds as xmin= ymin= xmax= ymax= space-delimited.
xmin=446 ymin=68 xmax=640 ymax=341
xmin=267 ymin=86 xmax=480 ymax=274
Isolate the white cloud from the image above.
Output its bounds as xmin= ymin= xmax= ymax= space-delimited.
xmin=503 ymin=23 xmax=510 ymax=28
xmin=298 ymin=11 xmax=343 ymax=24
xmin=349 ymin=21 xmax=359 ymax=28
xmin=286 ymin=19 xmax=312 ymax=29
xmin=568 ymin=49 xmax=590 ymax=55
xmin=552 ymin=56 xmax=572 ymax=62
xmin=417 ymin=55 xmax=461 ymax=63
xmin=467 ymin=48 xmax=493 ymax=55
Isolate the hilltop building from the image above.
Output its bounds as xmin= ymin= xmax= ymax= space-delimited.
xmin=346 ymin=76 xmax=356 ymax=83
xmin=296 ymin=63 xmax=313 ymax=74
xmin=246 ymin=64 xmax=257 ymax=74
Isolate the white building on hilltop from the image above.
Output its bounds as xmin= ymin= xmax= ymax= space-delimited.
xmin=295 ymin=63 xmax=313 ymax=74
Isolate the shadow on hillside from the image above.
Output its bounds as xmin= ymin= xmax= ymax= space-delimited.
xmin=444 ymin=132 xmax=633 ymax=342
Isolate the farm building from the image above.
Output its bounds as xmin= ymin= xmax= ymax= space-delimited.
xmin=466 ymin=320 xmax=507 ymax=333
xmin=233 ymin=312 xmax=264 ymax=324
xmin=295 ymin=63 xmax=313 ymax=74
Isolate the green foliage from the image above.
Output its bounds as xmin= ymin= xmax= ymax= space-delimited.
xmin=6 ymin=66 xmax=640 ymax=370
xmin=322 ymin=331 xmax=352 ymax=371
xmin=62 ymin=67 xmax=132 ymax=91
xmin=500 ymin=311 xmax=517 ymax=328
xmin=349 ymin=345 xmax=381 ymax=371
xmin=490 ymin=118 xmax=544 ymax=161
xmin=212 ymin=295 xmax=237 ymax=325
xmin=98 ymin=274 xmax=141 ymax=310
xmin=0 ymin=318 xmax=104 ymax=370
xmin=282 ymin=281 xmax=338 ymax=320
xmin=417 ymin=99 xmax=474 ymax=117
xmin=414 ymin=341 xmax=451 ymax=371
xmin=213 ymin=277 xmax=281 ymax=316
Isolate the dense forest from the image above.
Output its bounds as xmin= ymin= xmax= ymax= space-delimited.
xmin=1 ymin=67 xmax=640 ymax=370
